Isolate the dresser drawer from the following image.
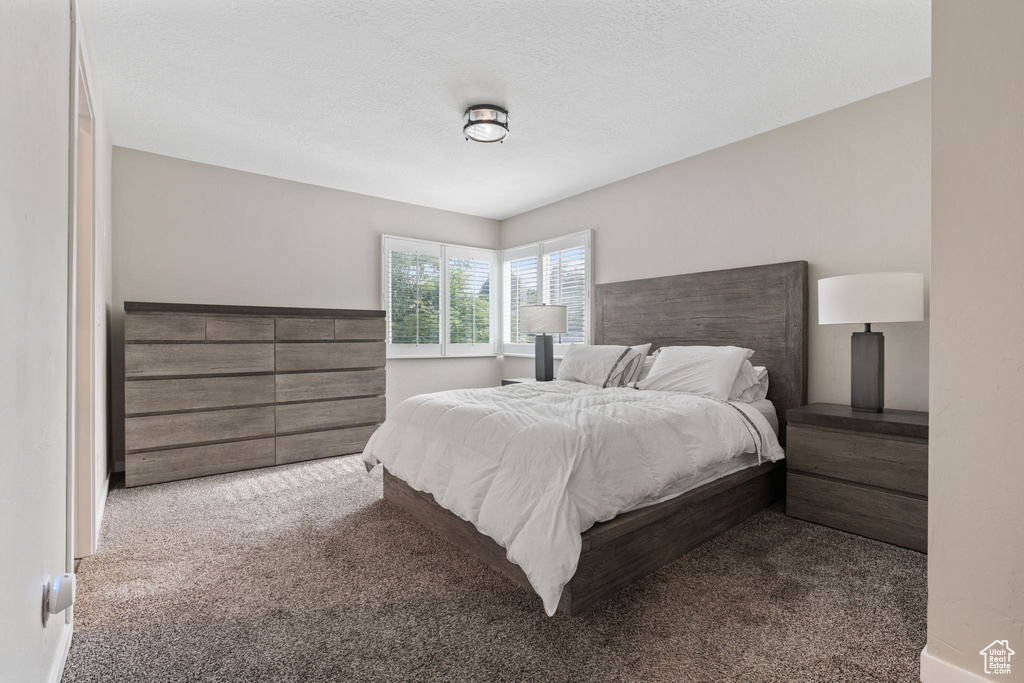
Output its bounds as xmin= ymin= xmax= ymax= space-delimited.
xmin=125 ymin=344 xmax=275 ymax=377
xmin=275 ymin=396 xmax=385 ymax=434
xmin=125 ymin=375 xmax=275 ymax=415
xmin=276 ymin=424 xmax=379 ymax=464
xmin=275 ymin=369 xmax=385 ymax=402
xmin=276 ymin=318 xmax=336 ymax=340
xmin=787 ymin=473 xmax=927 ymax=552
xmin=126 ymin=438 xmax=276 ymax=487
xmin=786 ymin=424 xmax=927 ymax=497
xmin=205 ymin=316 xmax=274 ymax=341
xmin=275 ymin=342 xmax=385 ymax=372
xmin=334 ymin=318 xmax=385 ymax=340
xmin=125 ymin=406 xmax=276 ymax=452
xmin=125 ymin=313 xmax=206 ymax=341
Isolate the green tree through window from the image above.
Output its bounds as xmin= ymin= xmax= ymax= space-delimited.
xmin=449 ymin=257 xmax=491 ymax=344
xmin=388 ymin=251 xmax=440 ymax=344
xmin=384 ymin=237 xmax=497 ymax=355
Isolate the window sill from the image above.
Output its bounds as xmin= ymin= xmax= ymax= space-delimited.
xmin=387 ymin=354 xmax=499 ymax=360
xmin=500 ymin=352 xmax=567 ymax=360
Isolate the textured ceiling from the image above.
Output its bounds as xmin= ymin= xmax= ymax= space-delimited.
xmin=81 ymin=0 xmax=930 ymax=220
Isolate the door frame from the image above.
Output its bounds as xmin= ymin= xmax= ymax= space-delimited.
xmin=73 ymin=44 xmax=98 ymax=559
xmin=67 ymin=3 xmax=101 ymax=589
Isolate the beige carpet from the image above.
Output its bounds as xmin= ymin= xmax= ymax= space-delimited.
xmin=63 ymin=456 xmax=926 ymax=682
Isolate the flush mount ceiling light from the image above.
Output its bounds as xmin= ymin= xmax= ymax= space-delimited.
xmin=463 ymin=104 xmax=509 ymax=143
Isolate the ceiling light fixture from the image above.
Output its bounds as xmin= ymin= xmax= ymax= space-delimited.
xmin=463 ymin=104 xmax=509 ymax=143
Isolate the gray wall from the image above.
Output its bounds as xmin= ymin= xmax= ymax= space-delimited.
xmin=0 ymin=0 xmax=74 ymax=679
xmin=111 ymin=148 xmax=501 ymax=469
xmin=500 ymin=81 xmax=931 ymax=411
xmin=926 ymin=1 xmax=1024 ymax=680
xmin=111 ymin=82 xmax=932 ymax=472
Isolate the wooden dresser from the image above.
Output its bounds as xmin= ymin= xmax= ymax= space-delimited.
xmin=785 ymin=403 xmax=928 ymax=552
xmin=124 ymin=302 xmax=385 ymax=487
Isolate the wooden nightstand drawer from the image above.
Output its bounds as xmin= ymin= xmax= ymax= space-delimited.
xmin=787 ymin=473 xmax=927 ymax=552
xmin=787 ymin=424 xmax=927 ymax=497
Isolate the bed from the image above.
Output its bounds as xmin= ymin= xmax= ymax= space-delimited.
xmin=367 ymin=260 xmax=808 ymax=615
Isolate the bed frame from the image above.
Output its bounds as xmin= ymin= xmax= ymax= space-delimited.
xmin=383 ymin=260 xmax=808 ymax=615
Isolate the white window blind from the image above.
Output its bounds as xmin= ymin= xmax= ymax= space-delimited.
xmin=384 ymin=237 xmax=442 ymax=356
xmin=382 ymin=236 xmax=497 ymax=358
xmin=447 ymin=245 xmax=497 ymax=354
xmin=502 ymin=247 xmax=539 ymax=344
xmin=543 ymin=236 xmax=588 ymax=344
xmin=501 ymin=230 xmax=591 ymax=355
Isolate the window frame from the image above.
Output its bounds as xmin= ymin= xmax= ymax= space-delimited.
xmin=381 ymin=235 xmax=499 ymax=359
xmin=501 ymin=230 xmax=593 ymax=358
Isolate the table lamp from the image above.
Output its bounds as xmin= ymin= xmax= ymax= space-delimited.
xmin=520 ymin=304 xmax=568 ymax=381
xmin=818 ymin=272 xmax=924 ymax=413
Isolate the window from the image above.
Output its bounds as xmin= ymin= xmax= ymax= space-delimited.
xmin=502 ymin=230 xmax=592 ymax=356
xmin=382 ymin=236 xmax=497 ymax=357
xmin=502 ymin=247 xmax=538 ymax=345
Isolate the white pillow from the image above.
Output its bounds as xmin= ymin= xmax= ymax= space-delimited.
xmin=636 ymin=345 xmax=754 ymax=399
xmin=729 ymin=362 xmax=770 ymax=402
xmin=557 ymin=344 xmax=645 ymax=388
xmin=637 ymin=354 xmax=657 ymax=382
xmin=636 ymin=347 xmax=664 ymax=382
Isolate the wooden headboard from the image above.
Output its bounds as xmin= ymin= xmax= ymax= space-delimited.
xmin=594 ymin=261 xmax=808 ymax=438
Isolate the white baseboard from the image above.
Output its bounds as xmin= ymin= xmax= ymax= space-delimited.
xmin=49 ymin=622 xmax=73 ymax=683
xmin=920 ymin=646 xmax=991 ymax=683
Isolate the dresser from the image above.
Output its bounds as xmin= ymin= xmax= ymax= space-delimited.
xmin=785 ymin=403 xmax=928 ymax=552
xmin=124 ymin=302 xmax=385 ymax=487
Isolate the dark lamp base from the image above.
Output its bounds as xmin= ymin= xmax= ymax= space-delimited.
xmin=851 ymin=330 xmax=884 ymax=413
xmin=534 ymin=334 xmax=554 ymax=382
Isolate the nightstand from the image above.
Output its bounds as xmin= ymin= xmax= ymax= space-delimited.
xmin=785 ymin=403 xmax=928 ymax=553
xmin=500 ymin=377 xmax=537 ymax=386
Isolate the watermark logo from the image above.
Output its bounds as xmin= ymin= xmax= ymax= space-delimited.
xmin=980 ymin=640 xmax=1015 ymax=676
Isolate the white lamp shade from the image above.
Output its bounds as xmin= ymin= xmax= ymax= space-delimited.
xmin=520 ymin=305 xmax=568 ymax=334
xmin=818 ymin=272 xmax=924 ymax=325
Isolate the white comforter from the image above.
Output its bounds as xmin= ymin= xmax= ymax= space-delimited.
xmin=361 ymin=380 xmax=784 ymax=615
